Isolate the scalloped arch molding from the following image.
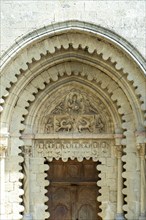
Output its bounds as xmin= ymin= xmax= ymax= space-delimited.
xmin=0 ymin=21 xmax=146 ymax=220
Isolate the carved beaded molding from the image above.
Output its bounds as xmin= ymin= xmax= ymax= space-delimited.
xmin=1 ymin=21 xmax=146 ymax=220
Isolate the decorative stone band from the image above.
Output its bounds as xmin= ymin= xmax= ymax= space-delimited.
xmin=34 ymin=139 xmax=113 ymax=162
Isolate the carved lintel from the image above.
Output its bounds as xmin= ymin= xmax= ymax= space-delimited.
xmin=34 ymin=139 xmax=112 ymax=161
xmin=137 ymin=144 xmax=145 ymax=157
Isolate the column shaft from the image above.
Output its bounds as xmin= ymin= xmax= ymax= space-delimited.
xmin=115 ymin=146 xmax=125 ymax=220
xmin=137 ymin=144 xmax=146 ymax=220
xmin=23 ymin=146 xmax=32 ymax=220
xmin=0 ymin=153 xmax=5 ymax=220
xmin=117 ymin=156 xmax=123 ymax=213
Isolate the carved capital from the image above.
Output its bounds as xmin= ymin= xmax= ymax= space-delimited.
xmin=137 ymin=144 xmax=145 ymax=157
xmin=22 ymin=146 xmax=32 ymax=157
xmin=0 ymin=145 xmax=7 ymax=156
xmin=0 ymin=135 xmax=9 ymax=156
xmin=115 ymin=145 xmax=123 ymax=158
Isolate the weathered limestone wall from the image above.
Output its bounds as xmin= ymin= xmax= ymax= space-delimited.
xmin=1 ymin=0 xmax=146 ymax=58
xmin=98 ymin=154 xmax=117 ymax=219
xmin=5 ymin=138 xmax=24 ymax=220
xmin=1 ymin=1 xmax=145 ymax=220
xmin=29 ymin=157 xmax=49 ymax=220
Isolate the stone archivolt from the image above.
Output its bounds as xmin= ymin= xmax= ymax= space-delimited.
xmin=0 ymin=21 xmax=145 ymax=220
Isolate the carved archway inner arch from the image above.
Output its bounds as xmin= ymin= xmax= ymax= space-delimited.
xmin=26 ymin=81 xmax=118 ymax=220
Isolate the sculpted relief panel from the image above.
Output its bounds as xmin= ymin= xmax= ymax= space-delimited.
xmin=42 ymin=89 xmax=112 ymax=134
xmin=33 ymin=88 xmax=114 ymax=161
xmin=34 ymin=139 xmax=113 ymax=161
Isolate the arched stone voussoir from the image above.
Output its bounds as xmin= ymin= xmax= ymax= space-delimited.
xmin=2 ymin=58 xmax=144 ymax=133
xmin=18 ymin=71 xmax=125 ymax=130
xmin=1 ymin=22 xmax=145 ymax=114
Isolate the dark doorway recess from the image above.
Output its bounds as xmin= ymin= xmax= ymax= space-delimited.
xmin=46 ymin=159 xmax=102 ymax=220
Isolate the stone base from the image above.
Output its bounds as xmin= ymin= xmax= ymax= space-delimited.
xmin=23 ymin=213 xmax=33 ymax=220
xmin=115 ymin=213 xmax=125 ymax=220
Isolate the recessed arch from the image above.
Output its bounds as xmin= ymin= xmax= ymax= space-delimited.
xmin=2 ymin=50 xmax=144 ymax=133
xmin=24 ymin=77 xmax=120 ymax=135
xmin=1 ymin=21 xmax=145 ymax=220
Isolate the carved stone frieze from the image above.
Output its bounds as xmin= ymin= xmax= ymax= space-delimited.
xmin=44 ymin=89 xmax=109 ymax=134
xmin=34 ymin=139 xmax=112 ymax=161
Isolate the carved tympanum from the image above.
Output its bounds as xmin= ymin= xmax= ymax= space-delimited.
xmin=44 ymin=89 xmax=109 ymax=134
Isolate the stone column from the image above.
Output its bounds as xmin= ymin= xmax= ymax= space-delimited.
xmin=23 ymin=146 xmax=33 ymax=220
xmin=115 ymin=145 xmax=125 ymax=220
xmin=0 ymin=145 xmax=7 ymax=220
xmin=137 ymin=144 xmax=146 ymax=220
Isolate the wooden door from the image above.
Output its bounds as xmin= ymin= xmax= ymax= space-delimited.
xmin=46 ymin=159 xmax=101 ymax=220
